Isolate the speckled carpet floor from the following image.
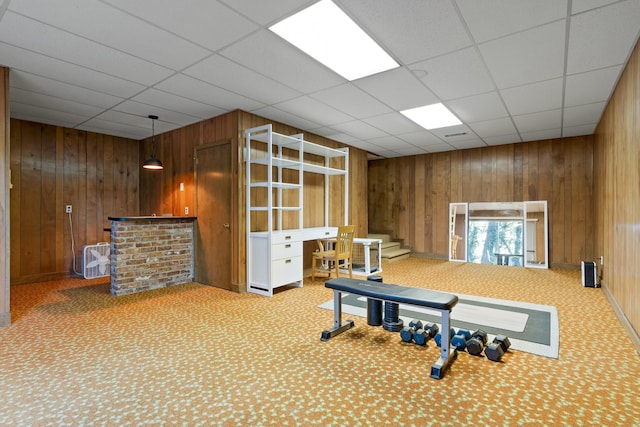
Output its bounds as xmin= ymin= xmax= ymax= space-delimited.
xmin=1 ymin=258 xmax=639 ymax=426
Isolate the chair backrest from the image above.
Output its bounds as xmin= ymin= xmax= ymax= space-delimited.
xmin=335 ymin=225 xmax=355 ymax=258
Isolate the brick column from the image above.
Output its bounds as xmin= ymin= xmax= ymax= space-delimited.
xmin=110 ymin=218 xmax=195 ymax=296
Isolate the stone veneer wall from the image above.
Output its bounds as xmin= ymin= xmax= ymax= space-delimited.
xmin=110 ymin=218 xmax=195 ymax=296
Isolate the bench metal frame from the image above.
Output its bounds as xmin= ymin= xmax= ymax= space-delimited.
xmin=321 ymin=288 xmax=458 ymax=380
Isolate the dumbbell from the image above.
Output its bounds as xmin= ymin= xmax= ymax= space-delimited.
xmin=484 ymin=334 xmax=512 ymax=362
xmin=465 ymin=330 xmax=488 ymax=356
xmin=413 ymin=322 xmax=439 ymax=346
xmin=451 ymin=329 xmax=472 ymax=350
xmin=434 ymin=327 xmax=456 ymax=347
xmin=399 ymin=319 xmax=423 ymax=343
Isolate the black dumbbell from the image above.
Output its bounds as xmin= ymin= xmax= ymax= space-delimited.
xmin=413 ymin=322 xmax=439 ymax=346
xmin=484 ymin=335 xmax=512 ymax=362
xmin=434 ymin=327 xmax=456 ymax=347
xmin=466 ymin=330 xmax=488 ymax=356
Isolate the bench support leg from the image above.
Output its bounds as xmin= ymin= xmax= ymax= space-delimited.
xmin=320 ymin=290 xmax=355 ymax=341
xmin=430 ymin=308 xmax=458 ymax=379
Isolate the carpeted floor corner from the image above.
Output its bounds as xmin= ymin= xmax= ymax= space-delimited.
xmin=1 ymin=257 xmax=639 ymax=426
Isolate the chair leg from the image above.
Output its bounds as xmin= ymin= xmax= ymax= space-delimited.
xmin=348 ymin=260 xmax=352 ymax=279
xmin=311 ymin=256 xmax=316 ymax=282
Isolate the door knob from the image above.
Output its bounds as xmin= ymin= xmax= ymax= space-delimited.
xmin=223 ymin=223 xmax=230 ymax=229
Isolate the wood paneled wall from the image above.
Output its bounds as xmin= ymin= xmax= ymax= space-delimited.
xmin=139 ymin=110 xmax=368 ymax=291
xmin=9 ymin=119 xmax=139 ymax=284
xmin=368 ymin=136 xmax=594 ymax=268
xmin=594 ymin=36 xmax=640 ymax=337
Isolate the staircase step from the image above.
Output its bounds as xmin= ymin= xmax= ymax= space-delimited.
xmin=381 ymin=248 xmax=412 ymax=263
xmin=367 ymin=233 xmax=392 ymax=243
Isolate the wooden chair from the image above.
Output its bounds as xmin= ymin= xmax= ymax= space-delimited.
xmin=311 ymin=225 xmax=355 ymax=282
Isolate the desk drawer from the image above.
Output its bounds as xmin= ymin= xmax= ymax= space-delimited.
xmin=271 ymin=256 xmax=302 ymax=286
xmin=272 ymin=241 xmax=303 ymax=260
xmin=271 ymin=232 xmax=300 ymax=245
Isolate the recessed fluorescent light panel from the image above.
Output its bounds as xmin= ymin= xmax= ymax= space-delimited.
xmin=269 ymin=0 xmax=399 ymax=81
xmin=401 ymin=103 xmax=462 ymax=130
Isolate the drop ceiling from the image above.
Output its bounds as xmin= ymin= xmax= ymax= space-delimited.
xmin=1 ymin=0 xmax=639 ymax=158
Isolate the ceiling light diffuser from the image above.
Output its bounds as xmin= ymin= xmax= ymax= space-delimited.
xmin=269 ymin=0 xmax=399 ymax=81
xmin=401 ymin=103 xmax=462 ymax=130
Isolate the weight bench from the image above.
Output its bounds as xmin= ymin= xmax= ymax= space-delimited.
xmin=320 ymin=278 xmax=459 ymax=379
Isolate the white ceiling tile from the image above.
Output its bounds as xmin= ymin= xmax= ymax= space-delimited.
xmin=513 ymin=110 xmax=562 ymax=133
xmin=391 ymin=146 xmax=429 ymax=156
xmin=468 ymin=117 xmax=518 ymax=138
xmin=428 ymin=124 xmax=478 ymax=140
xmin=102 ymin=0 xmax=259 ymax=51
xmin=425 ymin=144 xmax=456 ymax=153
xmin=484 ymin=134 xmax=522 ymax=146
xmin=572 ymin=0 xmax=619 ymax=14
xmin=10 ymin=88 xmax=104 ymax=118
xmin=567 ymin=0 xmax=640 ymax=74
xmin=354 ymin=67 xmax=439 ymax=110
xmin=250 ymin=106 xmax=323 ymax=130
xmin=77 ymin=117 xmax=152 ymax=139
xmin=371 ymin=150 xmax=400 ymax=158
xmin=131 ymin=89 xmax=227 ymax=120
xmin=337 ymin=0 xmax=472 ymax=64
xmin=447 ymin=138 xmax=488 ymax=150
xmin=520 ymin=128 xmax=562 ymax=141
xmin=479 ymin=20 xmax=566 ymax=89
xmin=184 ymin=55 xmax=301 ymax=104
xmin=397 ymin=130 xmax=446 ymax=146
xmin=10 ymin=70 xmax=124 ymax=108
xmin=273 ymin=96 xmax=353 ymax=126
xmin=10 ymin=0 xmax=211 ymax=70
xmin=219 ymin=0 xmax=315 ymax=25
xmin=368 ymin=136 xmax=415 ymax=150
xmin=330 ymin=120 xmax=389 ymax=140
xmin=362 ymin=113 xmax=423 ymax=135
xmin=501 ymin=78 xmax=564 ymax=115
xmin=563 ymin=123 xmax=597 ymax=136
xmin=565 ymin=66 xmax=621 ymax=106
xmin=10 ymin=102 xmax=88 ymax=128
xmin=221 ymin=30 xmax=344 ymax=93
xmin=0 ymin=12 xmax=173 ymax=85
xmin=1 ymin=44 xmax=146 ymax=98
xmin=113 ymin=100 xmax=203 ymax=127
xmin=410 ymin=47 xmax=495 ymax=100
xmin=155 ymin=74 xmax=264 ymax=111
xmin=446 ymin=92 xmax=508 ymax=122
xmin=456 ymin=0 xmax=568 ymax=43
xmin=89 ymin=109 xmax=178 ymax=134
xmin=311 ymin=84 xmax=392 ymax=119
xmin=563 ymin=102 xmax=607 ymax=127
xmin=315 ymin=131 xmax=361 ymax=144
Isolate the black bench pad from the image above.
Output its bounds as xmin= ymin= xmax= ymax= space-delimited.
xmin=324 ymin=278 xmax=458 ymax=311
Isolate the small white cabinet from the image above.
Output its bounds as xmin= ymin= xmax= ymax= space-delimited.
xmin=245 ymin=124 xmax=348 ymax=296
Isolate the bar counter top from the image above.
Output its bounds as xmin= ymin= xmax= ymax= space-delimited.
xmin=108 ymin=216 xmax=197 ymax=221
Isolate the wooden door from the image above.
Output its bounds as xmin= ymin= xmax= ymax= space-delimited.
xmin=195 ymin=142 xmax=232 ymax=290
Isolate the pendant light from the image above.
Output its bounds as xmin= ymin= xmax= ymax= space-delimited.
xmin=143 ymin=114 xmax=163 ymax=170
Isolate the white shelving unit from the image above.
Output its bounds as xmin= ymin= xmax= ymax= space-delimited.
xmin=245 ymin=124 xmax=349 ymax=296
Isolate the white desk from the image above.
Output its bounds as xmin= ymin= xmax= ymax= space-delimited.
xmin=247 ymin=227 xmax=381 ymax=296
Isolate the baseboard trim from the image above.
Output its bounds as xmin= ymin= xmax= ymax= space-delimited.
xmin=0 ymin=311 xmax=10 ymax=327
xmin=601 ymin=283 xmax=640 ymax=355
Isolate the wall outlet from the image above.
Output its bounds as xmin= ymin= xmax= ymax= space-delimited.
xmin=65 ymin=205 xmax=72 ymax=214
xmin=185 ymin=206 xmax=189 ymax=215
